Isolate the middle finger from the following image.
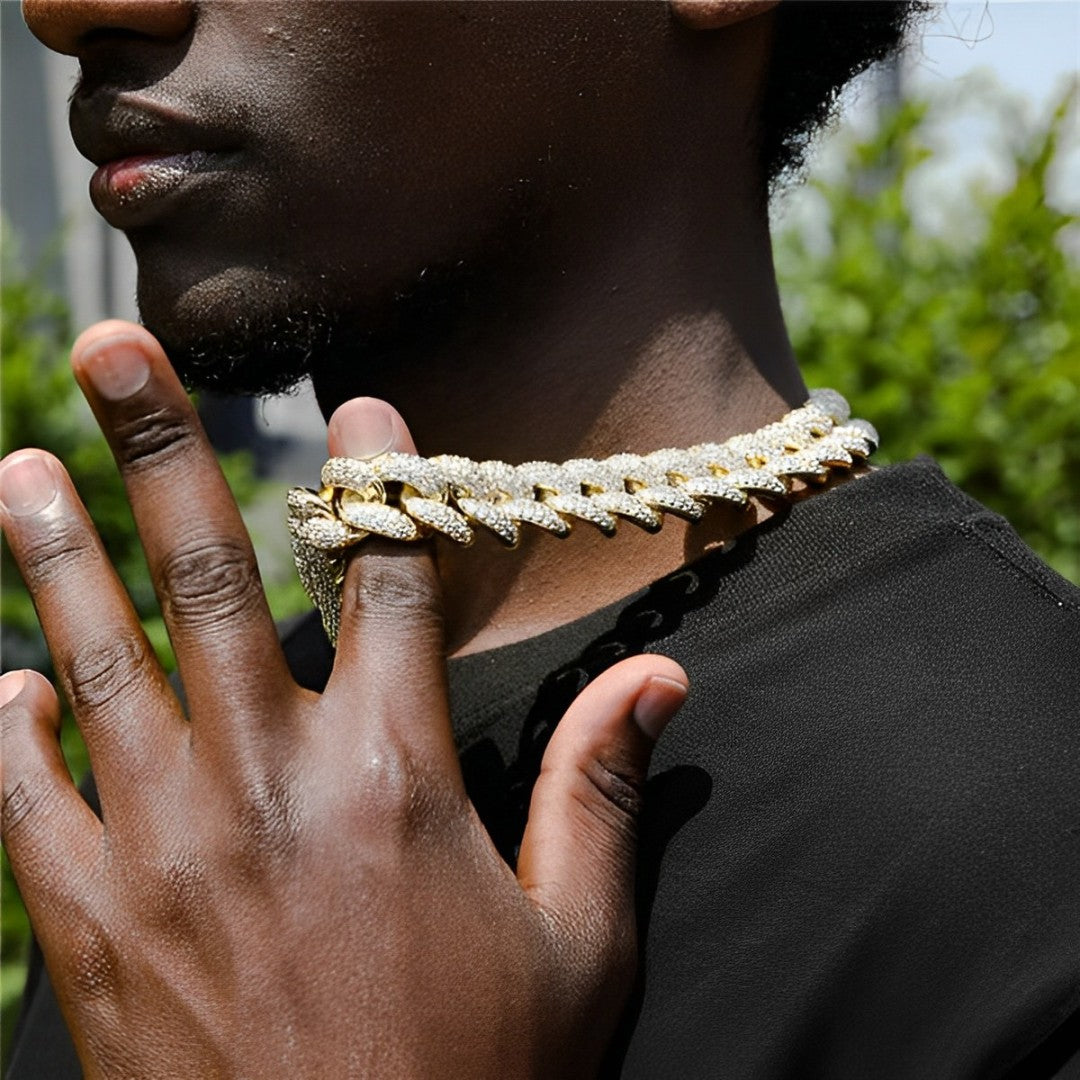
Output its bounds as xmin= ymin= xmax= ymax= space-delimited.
xmin=71 ymin=322 xmax=295 ymax=734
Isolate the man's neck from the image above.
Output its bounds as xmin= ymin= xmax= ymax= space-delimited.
xmin=314 ymin=220 xmax=805 ymax=656
xmin=311 ymin=19 xmax=806 ymax=655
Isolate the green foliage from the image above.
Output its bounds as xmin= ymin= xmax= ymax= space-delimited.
xmin=1 ymin=254 xmax=261 ymax=675
xmin=0 ymin=237 xmax=309 ymax=1060
xmin=775 ymin=79 xmax=1080 ymax=583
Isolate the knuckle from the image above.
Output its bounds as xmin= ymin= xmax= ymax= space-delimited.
xmin=65 ymin=920 xmax=120 ymax=1001
xmin=1 ymin=778 xmax=46 ymax=840
xmin=110 ymin=406 xmax=195 ymax=472
xmin=580 ymin=756 xmax=645 ymax=826
xmin=347 ymin=554 xmax=443 ymax=630
xmin=156 ymin=537 xmax=261 ymax=628
xmin=16 ymin=525 xmax=94 ymax=590
xmin=230 ymin=770 xmax=302 ymax=871
xmin=61 ymin=633 xmax=149 ymax=713
xmin=0 ymin=698 xmax=30 ymax=744
xmin=1 ymin=703 xmax=57 ymax=842
xmin=356 ymin=743 xmax=452 ymax=841
xmin=358 ymin=745 xmax=419 ymax=813
xmin=143 ymin=851 xmax=208 ymax=942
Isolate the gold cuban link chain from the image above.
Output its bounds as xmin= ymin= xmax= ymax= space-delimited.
xmin=287 ymin=389 xmax=878 ymax=645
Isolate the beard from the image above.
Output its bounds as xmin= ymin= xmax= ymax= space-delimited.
xmin=143 ymin=254 xmax=493 ymax=403
xmin=143 ymin=185 xmax=543 ymax=405
xmin=148 ymin=303 xmax=338 ymax=398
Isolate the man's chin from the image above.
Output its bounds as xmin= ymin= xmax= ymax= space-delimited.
xmin=131 ymin=261 xmax=332 ymax=396
xmin=146 ymin=306 xmax=337 ymax=398
xmin=136 ymin=243 xmax=508 ymax=402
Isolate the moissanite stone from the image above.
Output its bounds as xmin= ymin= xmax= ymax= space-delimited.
xmin=500 ymin=498 xmax=572 ymax=538
xmin=808 ymin=388 xmax=850 ymax=423
xmin=845 ymin=418 xmax=880 ymax=449
xmin=431 ymin=454 xmax=484 ymax=497
xmin=321 ymin=457 xmax=382 ymax=493
xmin=518 ymin=461 xmax=571 ymax=495
xmin=401 ymin=495 xmax=474 ymax=545
xmin=288 ymin=388 xmax=878 ymax=651
xmin=287 ymin=487 xmax=333 ymax=521
xmin=337 ymin=496 xmax=421 ymax=540
xmin=771 ymin=452 xmax=829 ymax=478
xmin=457 ymin=497 xmax=521 ymax=546
xmin=720 ymin=468 xmax=788 ymax=496
xmin=678 ymin=475 xmax=748 ymax=504
xmin=290 ymin=516 xmax=355 ymax=551
xmin=591 ymin=491 xmax=663 ymax=531
xmin=372 ymin=452 xmax=446 ymax=499
xmin=636 ymin=486 xmax=707 ymax=521
xmin=543 ymin=493 xmax=618 ymax=535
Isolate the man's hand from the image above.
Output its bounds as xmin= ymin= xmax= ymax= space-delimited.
xmin=0 ymin=322 xmax=688 ymax=1079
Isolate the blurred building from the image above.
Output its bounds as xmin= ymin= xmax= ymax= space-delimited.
xmin=1 ymin=3 xmax=136 ymax=327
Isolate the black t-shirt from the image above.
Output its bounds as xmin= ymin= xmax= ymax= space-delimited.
xmin=10 ymin=459 xmax=1080 ymax=1078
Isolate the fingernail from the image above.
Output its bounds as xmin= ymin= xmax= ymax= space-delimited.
xmin=78 ymin=338 xmax=150 ymax=401
xmin=633 ymin=675 xmax=688 ymax=741
xmin=330 ymin=401 xmax=397 ymax=459
xmin=0 ymin=670 xmax=27 ymax=708
xmin=0 ymin=454 xmax=58 ymax=517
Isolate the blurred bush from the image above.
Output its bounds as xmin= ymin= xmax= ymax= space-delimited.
xmin=775 ymin=78 xmax=1079 ymax=582
xmin=0 ymin=234 xmax=309 ymax=1057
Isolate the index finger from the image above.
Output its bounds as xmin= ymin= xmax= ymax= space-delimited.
xmin=321 ymin=399 xmax=459 ymax=775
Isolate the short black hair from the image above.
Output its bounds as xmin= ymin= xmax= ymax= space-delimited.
xmin=762 ymin=0 xmax=931 ymax=185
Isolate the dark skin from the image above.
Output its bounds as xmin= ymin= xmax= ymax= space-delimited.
xmin=2 ymin=1 xmax=794 ymax=1074
xmin=22 ymin=0 xmax=802 ymax=657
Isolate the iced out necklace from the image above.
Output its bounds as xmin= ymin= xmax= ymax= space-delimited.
xmin=287 ymin=389 xmax=877 ymax=644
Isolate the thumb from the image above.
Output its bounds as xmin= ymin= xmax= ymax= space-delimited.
xmin=516 ymin=654 xmax=687 ymax=946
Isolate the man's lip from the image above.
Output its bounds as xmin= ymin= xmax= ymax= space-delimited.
xmin=71 ymin=90 xmax=240 ymax=168
xmin=89 ymin=150 xmax=235 ymax=228
xmin=93 ymin=151 xmax=202 ymax=195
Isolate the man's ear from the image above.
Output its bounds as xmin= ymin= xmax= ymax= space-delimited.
xmin=670 ymin=0 xmax=779 ymax=31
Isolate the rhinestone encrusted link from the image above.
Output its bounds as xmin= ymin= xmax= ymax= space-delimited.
xmin=287 ymin=487 xmax=334 ymax=522
xmin=677 ymin=475 xmax=749 ymax=504
xmin=457 ymin=497 xmax=521 ymax=546
xmin=337 ymin=496 xmax=421 ymax=541
xmin=635 ymin=486 xmax=708 ymax=520
xmin=542 ymin=493 xmax=619 ymax=535
xmin=500 ymin=498 xmax=573 ymax=538
xmin=372 ymin=452 xmax=445 ymax=499
xmin=591 ymin=491 xmax=663 ymax=531
xmin=289 ymin=516 xmax=355 ymax=551
xmin=321 ymin=457 xmax=382 ymax=494
xmin=401 ymin=495 xmax=474 ymax=545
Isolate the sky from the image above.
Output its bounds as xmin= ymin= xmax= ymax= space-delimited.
xmin=911 ymin=0 xmax=1078 ymax=219
xmin=909 ymin=0 xmax=1078 ymax=107
xmin=771 ymin=0 xmax=1078 ymax=242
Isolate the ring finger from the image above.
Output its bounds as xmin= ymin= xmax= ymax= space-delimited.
xmin=0 ymin=449 xmax=180 ymax=808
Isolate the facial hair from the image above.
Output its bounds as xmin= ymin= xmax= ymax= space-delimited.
xmin=146 ymin=190 xmax=542 ymax=403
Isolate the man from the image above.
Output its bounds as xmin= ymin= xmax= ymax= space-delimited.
xmin=3 ymin=1 xmax=1078 ymax=1076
